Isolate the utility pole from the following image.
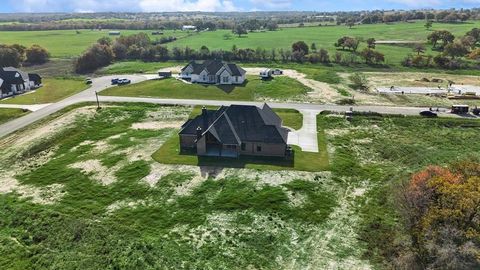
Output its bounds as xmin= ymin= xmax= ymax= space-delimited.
xmin=95 ymin=91 xmax=101 ymax=110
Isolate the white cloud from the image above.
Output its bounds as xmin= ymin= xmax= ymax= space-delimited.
xmin=249 ymin=0 xmax=292 ymax=9
xmin=385 ymin=0 xmax=441 ymax=7
xmin=10 ymin=0 xmax=238 ymax=12
xmin=139 ymin=0 xmax=238 ymax=12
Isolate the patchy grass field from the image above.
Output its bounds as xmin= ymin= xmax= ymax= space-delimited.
xmin=101 ymin=76 xmax=311 ymax=102
xmin=0 ymin=78 xmax=88 ymax=105
xmin=2 ymin=103 xmax=480 ymax=269
xmin=0 ymin=108 xmax=28 ymax=124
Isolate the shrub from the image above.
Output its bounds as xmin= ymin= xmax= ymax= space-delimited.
xmin=25 ymin=44 xmax=50 ymax=65
xmin=74 ymin=44 xmax=115 ymax=73
xmin=349 ymin=72 xmax=368 ymax=90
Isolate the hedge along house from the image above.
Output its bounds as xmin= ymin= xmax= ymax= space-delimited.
xmin=0 ymin=67 xmax=42 ymax=98
xmin=179 ymin=104 xmax=291 ymax=158
xmin=180 ymin=60 xmax=246 ymax=85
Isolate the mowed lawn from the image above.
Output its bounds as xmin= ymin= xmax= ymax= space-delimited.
xmin=0 ymin=108 xmax=28 ymax=124
xmin=0 ymin=78 xmax=88 ymax=105
xmin=101 ymin=76 xmax=311 ymax=101
xmin=0 ymin=29 xmax=187 ymax=58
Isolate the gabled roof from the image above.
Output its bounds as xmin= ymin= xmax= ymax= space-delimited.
xmin=180 ymin=104 xmax=288 ymax=145
xmin=28 ymin=73 xmax=42 ymax=82
xmin=181 ymin=60 xmax=244 ymax=77
xmin=0 ymin=67 xmax=27 ymax=84
xmin=205 ymin=113 xmax=241 ymax=145
xmin=226 ymin=63 xmax=246 ymax=76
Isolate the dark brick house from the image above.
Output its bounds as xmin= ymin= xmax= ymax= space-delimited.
xmin=179 ymin=104 xmax=290 ymax=158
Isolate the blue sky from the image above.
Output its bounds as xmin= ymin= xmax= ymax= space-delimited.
xmin=2 ymin=0 xmax=480 ymax=13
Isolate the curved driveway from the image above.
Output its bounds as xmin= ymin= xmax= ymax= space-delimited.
xmin=0 ymin=73 xmax=464 ymax=152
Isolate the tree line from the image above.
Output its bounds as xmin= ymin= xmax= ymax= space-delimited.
xmin=0 ymin=44 xmax=50 ymax=67
xmin=402 ymin=27 xmax=480 ymax=69
xmin=74 ymin=32 xmax=389 ymax=73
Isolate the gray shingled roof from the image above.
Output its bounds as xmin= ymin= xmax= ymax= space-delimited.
xmin=180 ymin=104 xmax=288 ymax=145
xmin=0 ymin=67 xmax=27 ymax=85
xmin=182 ymin=60 xmax=244 ymax=77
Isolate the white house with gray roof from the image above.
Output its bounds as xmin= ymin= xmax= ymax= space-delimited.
xmin=180 ymin=60 xmax=246 ymax=85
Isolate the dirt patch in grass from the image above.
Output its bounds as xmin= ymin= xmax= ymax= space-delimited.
xmin=0 ymin=106 xmax=97 ymax=159
xmin=70 ymin=159 xmax=117 ymax=185
xmin=0 ymin=173 xmax=64 ymax=204
xmin=131 ymin=121 xmax=183 ymax=130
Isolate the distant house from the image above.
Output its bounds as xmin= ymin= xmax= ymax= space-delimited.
xmin=108 ymin=31 xmax=121 ymax=36
xmin=0 ymin=67 xmax=42 ymax=98
xmin=182 ymin=25 xmax=197 ymax=31
xmin=180 ymin=60 xmax=246 ymax=85
xmin=179 ymin=104 xmax=290 ymax=158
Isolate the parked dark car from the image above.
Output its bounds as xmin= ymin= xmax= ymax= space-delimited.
xmin=420 ymin=111 xmax=438 ymax=118
xmin=85 ymin=78 xmax=93 ymax=85
xmin=473 ymin=107 xmax=480 ymax=116
xmin=111 ymin=78 xmax=120 ymax=85
xmin=118 ymin=79 xmax=131 ymax=85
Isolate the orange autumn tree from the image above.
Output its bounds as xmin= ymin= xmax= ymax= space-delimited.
xmin=402 ymin=161 xmax=480 ymax=269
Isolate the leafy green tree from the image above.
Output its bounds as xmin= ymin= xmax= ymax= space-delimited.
xmin=424 ymin=21 xmax=433 ymax=30
xmin=413 ymin=43 xmax=426 ymax=55
xmin=444 ymin=42 xmax=469 ymax=59
xmin=349 ymin=73 xmax=368 ymax=90
xmin=232 ymin=25 xmax=247 ymax=37
xmin=292 ymin=41 xmax=309 ymax=54
xmin=25 ymin=44 xmax=50 ymax=64
xmin=366 ymin=38 xmax=376 ymax=49
xmin=0 ymin=47 xmax=21 ymax=67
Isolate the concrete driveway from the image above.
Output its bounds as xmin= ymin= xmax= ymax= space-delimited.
xmin=287 ymin=110 xmax=320 ymax=152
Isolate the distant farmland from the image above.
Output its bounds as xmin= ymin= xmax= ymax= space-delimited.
xmin=0 ymin=29 xmax=186 ymax=58
xmin=1 ymin=21 xmax=480 ymax=63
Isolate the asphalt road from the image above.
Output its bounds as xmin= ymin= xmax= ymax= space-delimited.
xmin=0 ymin=74 xmax=467 ymax=139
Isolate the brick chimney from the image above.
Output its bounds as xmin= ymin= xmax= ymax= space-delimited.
xmin=202 ymin=106 xmax=208 ymax=129
xmin=196 ymin=126 xmax=202 ymax=140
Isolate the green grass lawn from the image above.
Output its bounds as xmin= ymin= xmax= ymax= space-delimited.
xmin=0 ymin=108 xmax=28 ymax=124
xmin=0 ymin=29 xmax=187 ymax=58
xmin=152 ymin=107 xmax=328 ymax=172
xmin=0 ymin=78 xmax=88 ymax=105
xmin=3 ymin=21 xmax=480 ymax=64
xmin=101 ymin=76 xmax=311 ymax=101
xmin=169 ymin=21 xmax=480 ymax=66
xmin=274 ymin=108 xmax=303 ymax=130
xmin=97 ymin=61 xmax=186 ymax=75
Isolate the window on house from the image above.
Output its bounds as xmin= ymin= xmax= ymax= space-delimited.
xmin=241 ymin=143 xmax=246 ymax=151
xmin=203 ymin=75 xmax=207 ymax=81
xmin=223 ymin=77 xmax=229 ymax=83
xmin=235 ymin=77 xmax=238 ymax=82
xmin=257 ymin=146 xmax=262 ymax=152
